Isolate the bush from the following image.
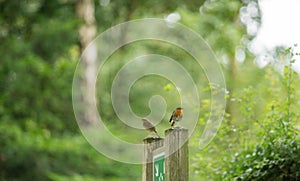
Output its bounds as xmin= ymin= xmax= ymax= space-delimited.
xmin=224 ymin=139 xmax=300 ymax=180
xmin=0 ymin=120 xmax=141 ymax=181
xmin=223 ymin=47 xmax=300 ymax=180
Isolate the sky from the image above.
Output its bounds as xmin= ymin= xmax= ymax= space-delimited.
xmin=252 ymin=0 xmax=300 ymax=71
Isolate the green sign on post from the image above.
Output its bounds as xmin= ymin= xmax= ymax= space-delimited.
xmin=153 ymin=152 xmax=165 ymax=181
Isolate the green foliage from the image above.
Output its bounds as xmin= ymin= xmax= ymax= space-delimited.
xmin=0 ymin=0 xmax=80 ymax=133
xmin=0 ymin=120 xmax=140 ymax=181
xmin=0 ymin=1 xmax=142 ymax=180
xmin=222 ymin=48 xmax=300 ymax=180
xmin=2 ymin=0 xmax=299 ymax=180
xmin=0 ymin=53 xmax=77 ymax=132
xmin=191 ymin=47 xmax=300 ymax=180
xmin=224 ymin=137 xmax=300 ymax=180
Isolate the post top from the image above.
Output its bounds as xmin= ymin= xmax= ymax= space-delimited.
xmin=143 ymin=137 xmax=164 ymax=143
xmin=165 ymin=127 xmax=188 ymax=134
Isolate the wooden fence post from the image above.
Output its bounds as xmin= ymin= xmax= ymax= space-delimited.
xmin=142 ymin=128 xmax=189 ymax=181
xmin=143 ymin=137 xmax=164 ymax=181
xmin=165 ymin=128 xmax=189 ymax=181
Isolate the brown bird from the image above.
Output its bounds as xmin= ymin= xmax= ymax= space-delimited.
xmin=169 ymin=107 xmax=183 ymax=128
xmin=141 ymin=118 xmax=160 ymax=138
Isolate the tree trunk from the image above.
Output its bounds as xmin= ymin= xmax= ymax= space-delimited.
xmin=76 ymin=0 xmax=97 ymax=125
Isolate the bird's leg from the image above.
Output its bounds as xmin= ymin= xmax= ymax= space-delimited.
xmin=171 ymin=120 xmax=175 ymax=129
xmin=155 ymin=132 xmax=160 ymax=138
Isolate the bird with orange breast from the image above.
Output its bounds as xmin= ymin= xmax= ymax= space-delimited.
xmin=141 ymin=118 xmax=160 ymax=138
xmin=169 ymin=107 xmax=183 ymax=128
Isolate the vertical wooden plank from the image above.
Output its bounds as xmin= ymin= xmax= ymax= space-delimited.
xmin=165 ymin=128 xmax=189 ymax=181
xmin=143 ymin=138 xmax=164 ymax=181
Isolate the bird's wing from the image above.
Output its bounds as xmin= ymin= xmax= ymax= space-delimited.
xmin=143 ymin=120 xmax=154 ymax=129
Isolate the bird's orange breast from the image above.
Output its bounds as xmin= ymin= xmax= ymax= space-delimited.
xmin=174 ymin=109 xmax=183 ymax=117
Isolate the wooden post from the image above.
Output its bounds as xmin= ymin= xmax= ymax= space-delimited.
xmin=142 ymin=128 xmax=189 ymax=181
xmin=143 ymin=137 xmax=164 ymax=181
xmin=165 ymin=128 xmax=189 ymax=181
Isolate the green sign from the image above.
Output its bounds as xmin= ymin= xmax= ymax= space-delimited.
xmin=153 ymin=152 xmax=165 ymax=181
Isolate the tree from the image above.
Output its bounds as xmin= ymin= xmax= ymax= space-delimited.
xmin=76 ymin=0 xmax=98 ymax=125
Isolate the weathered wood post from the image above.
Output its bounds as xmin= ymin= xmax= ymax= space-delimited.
xmin=142 ymin=128 xmax=189 ymax=181
xmin=165 ymin=128 xmax=189 ymax=181
xmin=143 ymin=137 xmax=164 ymax=181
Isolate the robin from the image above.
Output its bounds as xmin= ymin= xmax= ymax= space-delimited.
xmin=169 ymin=107 xmax=183 ymax=128
xmin=141 ymin=118 xmax=160 ymax=138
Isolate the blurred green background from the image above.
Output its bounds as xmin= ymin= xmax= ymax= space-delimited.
xmin=1 ymin=0 xmax=300 ymax=180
